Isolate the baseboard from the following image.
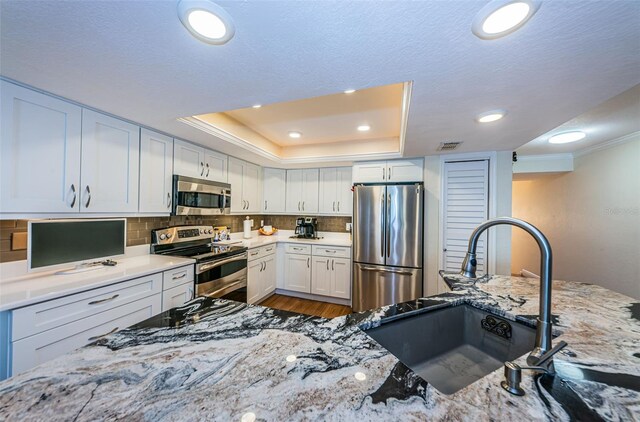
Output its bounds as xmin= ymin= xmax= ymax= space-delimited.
xmin=274 ymin=289 xmax=352 ymax=307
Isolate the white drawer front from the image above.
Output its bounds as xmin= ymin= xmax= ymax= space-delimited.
xmin=261 ymin=244 xmax=276 ymax=256
xmin=284 ymin=244 xmax=312 ymax=255
xmin=162 ymin=282 xmax=194 ymax=311
xmin=312 ymin=245 xmax=351 ymax=258
xmin=248 ymin=247 xmax=263 ymax=262
xmin=162 ymin=265 xmax=195 ymax=290
xmin=12 ymin=273 xmax=162 ymax=341
xmin=12 ymin=293 xmax=161 ymax=376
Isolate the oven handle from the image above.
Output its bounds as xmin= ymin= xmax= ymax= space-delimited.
xmin=201 ymin=279 xmax=246 ymax=298
xmin=198 ymin=252 xmax=248 ymax=273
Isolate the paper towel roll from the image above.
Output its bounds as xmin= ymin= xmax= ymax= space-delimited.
xmin=243 ymin=218 xmax=253 ymax=239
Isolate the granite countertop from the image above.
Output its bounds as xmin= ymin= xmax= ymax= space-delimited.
xmin=1 ymin=273 xmax=638 ymax=421
xmin=0 ymin=255 xmax=196 ymax=311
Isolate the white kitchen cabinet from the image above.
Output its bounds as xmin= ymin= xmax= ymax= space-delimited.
xmin=285 ymin=169 xmax=319 ymax=214
xmin=174 ymin=139 xmax=228 ymax=182
xmin=139 ymin=129 xmax=173 ymax=214
xmin=80 ymin=109 xmax=140 ymax=213
xmin=319 ymin=167 xmax=352 ymax=215
xmin=12 ymin=294 xmax=161 ymax=376
xmin=247 ymin=246 xmax=276 ymax=304
xmin=283 ymin=252 xmax=312 ymax=293
xmin=229 ymin=157 xmax=261 ymax=213
xmin=1 ymin=81 xmax=82 ymax=213
xmin=162 ymin=283 xmax=193 ymax=311
xmin=352 ymin=159 xmax=423 ymax=183
xmin=247 ymin=259 xmax=263 ymax=304
xmin=331 ymin=257 xmax=351 ymax=299
xmin=311 ymin=256 xmax=332 ymax=296
xmin=262 ymin=168 xmax=286 ymax=213
xmin=262 ymin=255 xmax=276 ymax=296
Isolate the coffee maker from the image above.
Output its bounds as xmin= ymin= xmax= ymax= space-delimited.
xmin=292 ymin=217 xmax=321 ymax=239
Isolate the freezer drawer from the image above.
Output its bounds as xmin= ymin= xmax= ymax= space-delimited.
xmin=352 ymin=263 xmax=422 ymax=312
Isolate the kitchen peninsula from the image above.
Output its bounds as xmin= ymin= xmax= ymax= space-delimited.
xmin=1 ymin=273 xmax=638 ymax=421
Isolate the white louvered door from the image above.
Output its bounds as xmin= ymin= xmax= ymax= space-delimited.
xmin=442 ymin=160 xmax=489 ymax=275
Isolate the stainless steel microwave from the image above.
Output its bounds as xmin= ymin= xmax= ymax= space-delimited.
xmin=172 ymin=175 xmax=231 ymax=216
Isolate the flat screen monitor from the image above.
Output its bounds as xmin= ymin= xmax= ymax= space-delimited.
xmin=28 ymin=219 xmax=126 ymax=273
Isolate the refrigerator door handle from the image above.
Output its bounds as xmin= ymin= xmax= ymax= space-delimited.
xmin=380 ymin=194 xmax=385 ymax=258
xmin=387 ymin=193 xmax=392 ymax=257
xmin=360 ymin=266 xmax=414 ymax=276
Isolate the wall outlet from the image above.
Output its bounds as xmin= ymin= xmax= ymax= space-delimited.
xmin=346 ymin=223 xmax=352 ymax=231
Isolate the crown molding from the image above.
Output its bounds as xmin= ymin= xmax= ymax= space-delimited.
xmin=573 ymin=131 xmax=639 ymax=158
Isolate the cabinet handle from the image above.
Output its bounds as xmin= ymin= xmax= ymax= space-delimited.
xmin=84 ymin=185 xmax=91 ymax=208
xmin=298 ymin=201 xmax=300 ymax=211
xmin=388 ymin=167 xmax=391 ymax=180
xmin=292 ymin=247 xmax=303 ymax=251
xmin=263 ymin=261 xmax=267 ymax=271
xmin=264 ymin=200 xmax=267 ymax=210
xmin=200 ymin=162 xmax=205 ymax=176
xmin=382 ymin=167 xmax=385 ymax=180
xmin=88 ymin=293 xmax=119 ymax=305
xmin=205 ymin=163 xmax=210 ymax=177
xmin=247 ymin=200 xmax=250 ymax=210
xmin=307 ymin=257 xmax=310 ymax=268
xmin=88 ymin=327 xmax=119 ymax=342
xmin=172 ymin=272 xmax=187 ymax=280
xmin=69 ymin=184 xmax=77 ymax=208
xmin=251 ymin=251 xmax=259 ymax=256
xmin=332 ymin=201 xmax=335 ymax=212
xmin=302 ymin=201 xmax=305 ymax=211
xmin=188 ymin=287 xmax=194 ymax=300
xmin=325 ymin=249 xmax=336 ymax=253
xmin=326 ymin=259 xmax=329 ymax=270
xmin=337 ymin=201 xmax=340 ymax=212
xmin=167 ymin=192 xmax=172 ymax=209
xmin=332 ymin=259 xmax=334 ymax=271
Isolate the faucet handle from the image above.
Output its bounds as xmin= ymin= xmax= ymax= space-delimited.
xmin=529 ymin=340 xmax=568 ymax=368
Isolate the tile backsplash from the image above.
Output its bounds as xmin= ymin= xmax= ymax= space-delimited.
xmin=0 ymin=215 xmax=352 ymax=263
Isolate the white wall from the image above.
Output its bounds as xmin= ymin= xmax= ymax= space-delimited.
xmin=512 ymin=134 xmax=640 ymax=299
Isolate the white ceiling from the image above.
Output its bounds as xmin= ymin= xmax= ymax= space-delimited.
xmin=222 ymin=83 xmax=403 ymax=147
xmin=517 ymin=84 xmax=640 ymax=155
xmin=1 ymin=1 xmax=639 ymax=168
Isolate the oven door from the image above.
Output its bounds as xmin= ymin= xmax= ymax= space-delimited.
xmin=196 ymin=252 xmax=247 ymax=302
xmin=173 ymin=175 xmax=231 ymax=216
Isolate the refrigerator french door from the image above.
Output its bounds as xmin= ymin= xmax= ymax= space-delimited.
xmin=353 ymin=184 xmax=423 ymax=312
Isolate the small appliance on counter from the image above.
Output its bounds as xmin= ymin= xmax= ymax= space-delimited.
xmin=151 ymin=225 xmax=248 ymax=302
xmin=290 ymin=217 xmax=323 ymax=239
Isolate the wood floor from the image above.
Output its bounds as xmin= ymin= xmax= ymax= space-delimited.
xmin=258 ymin=294 xmax=352 ymax=319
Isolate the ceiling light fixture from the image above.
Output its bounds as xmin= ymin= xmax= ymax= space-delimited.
xmin=178 ymin=0 xmax=235 ymax=45
xmin=288 ymin=131 xmax=302 ymax=139
xmin=357 ymin=124 xmax=371 ymax=132
xmin=343 ymin=89 xmax=356 ymax=94
xmin=252 ymin=104 xmax=262 ymax=109
xmin=476 ymin=110 xmax=507 ymax=123
xmin=548 ymin=131 xmax=586 ymax=144
xmin=472 ymin=0 xmax=541 ymax=40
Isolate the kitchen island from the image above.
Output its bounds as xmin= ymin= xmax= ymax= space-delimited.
xmin=1 ymin=274 xmax=638 ymax=421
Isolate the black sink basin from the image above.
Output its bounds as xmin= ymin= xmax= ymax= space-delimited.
xmin=364 ymin=304 xmax=537 ymax=394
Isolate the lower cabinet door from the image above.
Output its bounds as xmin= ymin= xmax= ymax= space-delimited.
xmin=331 ymin=258 xmax=351 ymax=299
xmin=262 ymin=255 xmax=276 ymax=296
xmin=311 ymin=257 xmax=331 ymax=296
xmin=283 ymin=253 xmax=311 ymax=293
xmin=247 ymin=259 xmax=263 ymax=304
xmin=11 ymin=293 xmax=161 ymax=376
xmin=162 ymin=282 xmax=194 ymax=311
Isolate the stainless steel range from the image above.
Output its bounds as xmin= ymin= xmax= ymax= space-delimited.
xmin=151 ymin=225 xmax=248 ymax=302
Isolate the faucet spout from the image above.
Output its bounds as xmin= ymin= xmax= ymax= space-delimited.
xmin=460 ymin=217 xmax=554 ymax=364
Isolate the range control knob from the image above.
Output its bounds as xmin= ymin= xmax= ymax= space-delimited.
xmin=166 ymin=233 xmax=172 ymax=239
xmin=159 ymin=233 xmax=167 ymax=240
xmin=207 ymin=229 xmax=213 ymax=234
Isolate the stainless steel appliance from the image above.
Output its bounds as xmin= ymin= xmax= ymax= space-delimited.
xmin=352 ymin=183 xmax=424 ymax=312
xmin=291 ymin=216 xmax=322 ymax=239
xmin=172 ymin=175 xmax=231 ymax=216
xmin=151 ymin=225 xmax=248 ymax=302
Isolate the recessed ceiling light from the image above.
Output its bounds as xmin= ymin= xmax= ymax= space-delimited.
xmin=178 ymin=0 xmax=235 ymax=45
xmin=288 ymin=131 xmax=302 ymax=139
xmin=252 ymin=104 xmax=262 ymax=109
xmin=343 ymin=89 xmax=356 ymax=94
xmin=548 ymin=131 xmax=586 ymax=144
xmin=357 ymin=124 xmax=371 ymax=132
xmin=472 ymin=0 xmax=541 ymax=40
xmin=476 ymin=110 xmax=507 ymax=123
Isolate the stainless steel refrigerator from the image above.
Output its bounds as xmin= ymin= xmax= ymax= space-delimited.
xmin=352 ymin=183 xmax=423 ymax=312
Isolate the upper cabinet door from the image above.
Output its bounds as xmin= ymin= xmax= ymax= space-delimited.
xmin=228 ymin=157 xmax=244 ymax=213
xmin=336 ymin=167 xmax=353 ymax=215
xmin=318 ymin=168 xmax=337 ymax=214
xmin=174 ymin=139 xmax=204 ymax=179
xmin=1 ymin=81 xmax=82 ymax=213
xmin=301 ymin=169 xmax=319 ymax=213
xmin=139 ymin=129 xmax=173 ymax=214
xmin=285 ymin=169 xmax=303 ymax=213
xmin=262 ymin=168 xmax=286 ymax=213
xmin=387 ymin=159 xmax=424 ymax=182
xmin=243 ymin=162 xmax=261 ymax=213
xmin=352 ymin=161 xmax=387 ymax=183
xmin=80 ymin=109 xmax=140 ymax=213
xmin=203 ymin=149 xmax=227 ymax=182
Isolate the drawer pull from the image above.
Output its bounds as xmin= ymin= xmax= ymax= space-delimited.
xmin=88 ymin=294 xmax=119 ymax=305
xmin=251 ymin=251 xmax=259 ymax=256
xmin=293 ymin=247 xmax=303 ymax=251
xmin=325 ymin=250 xmax=337 ymax=253
xmin=172 ymin=272 xmax=187 ymax=280
xmin=88 ymin=327 xmax=119 ymax=342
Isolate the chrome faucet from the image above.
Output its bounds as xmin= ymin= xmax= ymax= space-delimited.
xmin=460 ymin=217 xmax=557 ymax=366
